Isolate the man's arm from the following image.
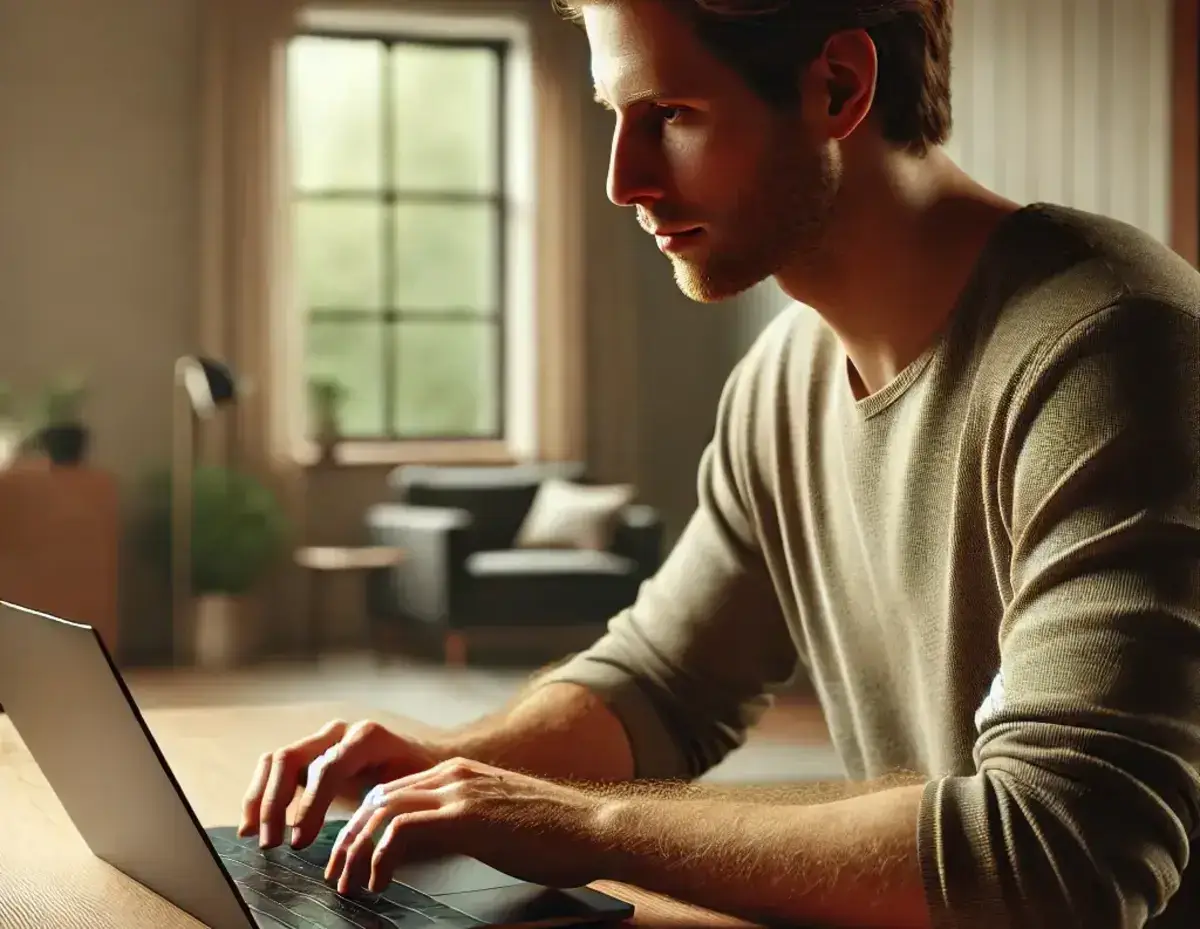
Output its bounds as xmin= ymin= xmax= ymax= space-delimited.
xmin=433 ymin=680 xmax=636 ymax=782
xmin=917 ymin=296 xmax=1200 ymax=928
xmin=533 ymin=317 xmax=804 ymax=782
xmin=437 ymin=677 xmax=887 ymax=805
xmin=591 ymin=780 xmax=930 ymax=929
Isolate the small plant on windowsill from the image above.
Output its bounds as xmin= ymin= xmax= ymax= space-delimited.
xmin=308 ymin=376 xmax=349 ymax=465
xmin=36 ymin=375 xmax=89 ymax=466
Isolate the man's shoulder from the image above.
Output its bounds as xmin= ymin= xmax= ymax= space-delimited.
xmin=708 ymin=298 xmax=835 ymax=473
xmin=968 ymin=203 xmax=1200 ymax=391
xmin=993 ymin=203 xmax=1198 ymax=323
xmin=731 ymin=298 xmax=835 ymax=385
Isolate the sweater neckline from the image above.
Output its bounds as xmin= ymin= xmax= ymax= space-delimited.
xmin=844 ymin=202 xmax=1049 ymax=420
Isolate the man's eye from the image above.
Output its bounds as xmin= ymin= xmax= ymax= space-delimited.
xmin=656 ymin=105 xmax=685 ymax=123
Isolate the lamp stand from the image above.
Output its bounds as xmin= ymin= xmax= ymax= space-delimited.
xmin=171 ymin=359 xmax=195 ymax=667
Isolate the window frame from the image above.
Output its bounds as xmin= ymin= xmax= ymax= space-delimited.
xmin=291 ymin=28 xmax=511 ymax=446
xmin=284 ymin=3 xmax=586 ymax=471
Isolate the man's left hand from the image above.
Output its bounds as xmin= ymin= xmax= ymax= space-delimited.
xmin=323 ymin=756 xmax=612 ymax=894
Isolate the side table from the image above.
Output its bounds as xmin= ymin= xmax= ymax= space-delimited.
xmin=294 ymin=546 xmax=406 ymax=656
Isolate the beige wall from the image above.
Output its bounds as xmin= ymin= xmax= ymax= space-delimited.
xmin=945 ymin=0 xmax=1173 ymax=241
xmin=0 ymin=0 xmax=200 ymax=663
xmin=1 ymin=0 xmax=1182 ymax=661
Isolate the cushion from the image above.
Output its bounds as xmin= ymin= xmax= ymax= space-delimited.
xmin=466 ymin=548 xmax=636 ymax=577
xmin=461 ymin=548 xmax=640 ymax=627
xmin=514 ymin=479 xmax=635 ymax=551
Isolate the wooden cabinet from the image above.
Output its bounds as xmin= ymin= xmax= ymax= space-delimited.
xmin=0 ymin=464 xmax=120 ymax=655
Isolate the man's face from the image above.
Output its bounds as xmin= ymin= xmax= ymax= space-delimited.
xmin=584 ymin=0 xmax=840 ymax=303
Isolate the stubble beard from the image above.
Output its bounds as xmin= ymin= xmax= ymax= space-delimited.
xmin=671 ymin=142 xmax=840 ymax=304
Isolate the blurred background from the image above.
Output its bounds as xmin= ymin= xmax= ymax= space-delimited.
xmin=0 ymin=0 xmax=1195 ymax=780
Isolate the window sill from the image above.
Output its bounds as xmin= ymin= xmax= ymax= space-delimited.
xmin=294 ymin=439 xmax=517 ymax=469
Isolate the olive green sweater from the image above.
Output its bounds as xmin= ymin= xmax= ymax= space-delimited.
xmin=539 ymin=203 xmax=1200 ymax=928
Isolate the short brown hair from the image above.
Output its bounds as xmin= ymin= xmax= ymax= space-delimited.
xmin=554 ymin=0 xmax=953 ymax=154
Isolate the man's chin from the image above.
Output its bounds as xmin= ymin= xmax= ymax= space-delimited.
xmin=670 ymin=257 xmax=765 ymax=304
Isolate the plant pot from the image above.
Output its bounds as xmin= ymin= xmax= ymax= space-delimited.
xmin=0 ymin=420 xmax=22 ymax=469
xmin=194 ymin=594 xmax=243 ymax=670
xmin=314 ymin=416 xmax=341 ymax=464
xmin=40 ymin=423 xmax=89 ymax=465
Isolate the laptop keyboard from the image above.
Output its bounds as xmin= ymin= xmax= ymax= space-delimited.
xmin=207 ymin=823 xmax=484 ymax=929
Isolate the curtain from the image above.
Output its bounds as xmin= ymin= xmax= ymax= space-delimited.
xmin=198 ymin=0 xmax=306 ymax=654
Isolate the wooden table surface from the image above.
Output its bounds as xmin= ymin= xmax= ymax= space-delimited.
xmin=0 ymin=701 xmax=754 ymax=929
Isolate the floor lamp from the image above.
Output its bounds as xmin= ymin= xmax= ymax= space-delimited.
xmin=172 ymin=355 xmax=239 ymax=666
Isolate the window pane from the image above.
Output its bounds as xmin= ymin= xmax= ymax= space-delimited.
xmin=392 ymin=321 xmax=498 ymax=437
xmin=392 ymin=44 xmax=499 ymax=192
xmin=306 ymin=318 xmax=384 ymax=436
xmin=296 ymin=201 xmax=382 ymax=310
xmin=289 ymin=37 xmax=383 ymax=191
xmin=393 ymin=203 xmax=497 ymax=310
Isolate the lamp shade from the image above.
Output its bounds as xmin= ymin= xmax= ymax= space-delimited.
xmin=178 ymin=356 xmax=238 ymax=418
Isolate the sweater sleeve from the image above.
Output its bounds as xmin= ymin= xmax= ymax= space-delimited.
xmin=918 ymin=295 xmax=1200 ymax=928
xmin=533 ymin=345 xmax=800 ymax=781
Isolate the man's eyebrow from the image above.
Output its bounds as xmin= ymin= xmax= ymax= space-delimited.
xmin=592 ymin=87 xmax=665 ymax=109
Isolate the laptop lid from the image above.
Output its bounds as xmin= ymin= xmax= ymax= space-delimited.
xmin=0 ymin=600 xmax=256 ymax=929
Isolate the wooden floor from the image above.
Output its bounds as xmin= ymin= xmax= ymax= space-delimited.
xmin=125 ymin=652 xmax=841 ymax=782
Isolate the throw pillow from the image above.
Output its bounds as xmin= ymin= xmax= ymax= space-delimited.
xmin=515 ymin=479 xmax=635 ymax=551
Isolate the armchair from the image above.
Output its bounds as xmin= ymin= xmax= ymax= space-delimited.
xmin=365 ymin=463 xmax=663 ymax=665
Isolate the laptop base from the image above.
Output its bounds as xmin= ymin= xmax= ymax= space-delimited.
xmin=208 ymin=818 xmax=633 ymax=929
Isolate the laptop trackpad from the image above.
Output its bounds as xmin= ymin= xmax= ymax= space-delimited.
xmin=393 ymin=856 xmax=527 ymax=896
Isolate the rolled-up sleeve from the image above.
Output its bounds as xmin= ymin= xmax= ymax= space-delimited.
xmin=919 ymin=296 xmax=1200 ymax=928
xmin=535 ymin=350 xmax=800 ymax=781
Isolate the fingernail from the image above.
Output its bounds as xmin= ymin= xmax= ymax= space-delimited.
xmin=290 ymin=826 xmax=301 ymax=847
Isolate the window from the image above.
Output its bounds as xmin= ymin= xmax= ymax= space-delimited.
xmin=287 ymin=29 xmax=510 ymax=443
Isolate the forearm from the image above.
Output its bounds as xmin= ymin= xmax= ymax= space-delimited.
xmin=593 ymin=780 xmax=931 ymax=929
xmin=580 ymin=771 xmax=921 ymax=805
xmin=436 ymin=681 xmax=636 ymax=782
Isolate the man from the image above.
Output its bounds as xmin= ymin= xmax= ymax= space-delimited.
xmin=242 ymin=1 xmax=1200 ymax=926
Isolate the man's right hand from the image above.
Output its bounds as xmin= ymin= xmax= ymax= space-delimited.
xmin=239 ymin=718 xmax=448 ymax=850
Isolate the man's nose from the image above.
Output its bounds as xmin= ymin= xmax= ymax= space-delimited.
xmin=605 ymin=123 xmax=665 ymax=207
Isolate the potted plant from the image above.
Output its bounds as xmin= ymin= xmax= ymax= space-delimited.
xmin=37 ymin=375 xmax=89 ymax=466
xmin=140 ymin=465 xmax=290 ymax=668
xmin=308 ymin=376 xmax=349 ymax=463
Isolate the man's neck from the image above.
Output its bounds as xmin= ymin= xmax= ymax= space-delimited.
xmin=776 ymin=148 xmax=1021 ymax=400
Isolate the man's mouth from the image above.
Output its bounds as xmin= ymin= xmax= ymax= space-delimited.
xmin=652 ymin=228 xmax=704 ymax=252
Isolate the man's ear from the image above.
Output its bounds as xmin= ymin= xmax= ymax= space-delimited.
xmin=804 ymin=29 xmax=877 ymax=140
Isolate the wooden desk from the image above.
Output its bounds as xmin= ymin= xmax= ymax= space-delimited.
xmin=0 ymin=702 xmax=752 ymax=929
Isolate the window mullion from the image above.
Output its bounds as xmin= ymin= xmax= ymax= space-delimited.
xmin=381 ymin=38 xmax=398 ymax=440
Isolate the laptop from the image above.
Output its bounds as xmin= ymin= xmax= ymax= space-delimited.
xmin=0 ymin=601 xmax=635 ymax=929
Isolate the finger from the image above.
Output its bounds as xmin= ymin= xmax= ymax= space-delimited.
xmin=329 ymin=788 xmax=429 ymax=885
xmin=338 ymin=832 xmax=375 ymax=896
xmin=291 ymin=720 xmax=383 ymax=848
xmin=238 ymin=752 xmax=274 ymax=837
xmin=333 ymin=790 xmax=441 ymax=893
xmin=325 ymin=762 xmax=477 ymax=870
xmin=258 ymin=719 xmax=348 ymax=849
xmin=338 ymin=818 xmax=387 ymax=896
xmin=324 ymin=786 xmax=386 ymax=882
xmin=369 ymin=810 xmax=445 ymax=893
